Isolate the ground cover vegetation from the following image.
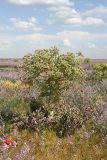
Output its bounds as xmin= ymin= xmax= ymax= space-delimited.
xmin=0 ymin=47 xmax=107 ymax=159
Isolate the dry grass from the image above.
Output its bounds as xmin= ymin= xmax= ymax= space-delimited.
xmin=0 ymin=129 xmax=107 ymax=160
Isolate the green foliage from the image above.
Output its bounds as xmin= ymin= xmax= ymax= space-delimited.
xmin=94 ymin=64 xmax=107 ymax=80
xmin=87 ymin=63 xmax=107 ymax=83
xmin=83 ymin=58 xmax=91 ymax=64
xmin=1 ymin=54 xmax=107 ymax=159
xmin=22 ymin=47 xmax=85 ymax=108
xmin=0 ymin=105 xmax=20 ymax=124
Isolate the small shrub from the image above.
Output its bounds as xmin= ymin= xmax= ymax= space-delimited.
xmin=29 ymin=97 xmax=49 ymax=117
xmin=17 ymin=110 xmax=47 ymax=132
xmin=0 ymin=106 xmax=20 ymax=123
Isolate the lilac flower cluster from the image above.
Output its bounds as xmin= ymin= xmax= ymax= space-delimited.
xmin=0 ymin=59 xmax=23 ymax=67
xmin=0 ymin=59 xmax=23 ymax=80
xmin=0 ymin=71 xmax=19 ymax=80
xmin=16 ymin=143 xmax=30 ymax=160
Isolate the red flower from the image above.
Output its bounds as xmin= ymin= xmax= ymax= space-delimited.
xmin=5 ymin=139 xmax=12 ymax=145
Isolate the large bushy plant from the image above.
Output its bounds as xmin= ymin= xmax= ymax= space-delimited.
xmin=22 ymin=47 xmax=85 ymax=109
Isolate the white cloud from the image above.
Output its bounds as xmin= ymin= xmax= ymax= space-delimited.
xmin=48 ymin=5 xmax=105 ymax=26
xmin=0 ymin=33 xmax=60 ymax=57
xmin=84 ymin=5 xmax=107 ymax=16
xmin=83 ymin=17 xmax=104 ymax=25
xmin=48 ymin=6 xmax=81 ymax=25
xmin=8 ymin=0 xmax=72 ymax=6
xmin=63 ymin=39 xmax=71 ymax=47
xmin=65 ymin=17 xmax=82 ymax=25
xmin=57 ymin=31 xmax=107 ymax=58
xmin=87 ymin=43 xmax=96 ymax=49
xmin=57 ymin=31 xmax=89 ymax=48
xmin=49 ymin=6 xmax=78 ymax=18
xmin=7 ymin=0 xmax=107 ymax=27
xmin=66 ymin=17 xmax=104 ymax=26
xmin=0 ymin=31 xmax=107 ymax=58
xmin=0 ymin=37 xmax=13 ymax=51
xmin=10 ymin=17 xmax=42 ymax=32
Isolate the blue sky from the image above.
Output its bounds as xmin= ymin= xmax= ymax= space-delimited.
xmin=0 ymin=0 xmax=107 ymax=58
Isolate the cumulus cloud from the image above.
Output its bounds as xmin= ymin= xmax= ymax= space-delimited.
xmin=10 ymin=17 xmax=42 ymax=32
xmin=8 ymin=0 xmax=72 ymax=6
xmin=48 ymin=5 xmax=105 ymax=26
xmin=0 ymin=33 xmax=60 ymax=57
xmin=57 ymin=31 xmax=107 ymax=58
xmin=83 ymin=17 xmax=104 ymax=25
xmin=64 ymin=17 xmax=104 ymax=26
xmin=83 ymin=5 xmax=107 ymax=16
xmin=65 ymin=17 xmax=82 ymax=25
xmin=7 ymin=0 xmax=107 ymax=27
xmin=48 ymin=6 xmax=81 ymax=25
xmin=0 ymin=31 xmax=107 ymax=58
